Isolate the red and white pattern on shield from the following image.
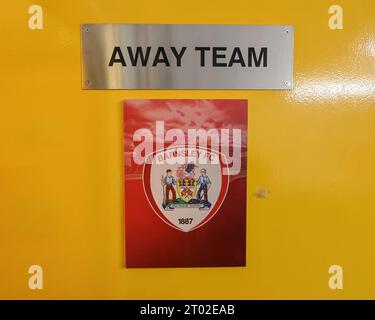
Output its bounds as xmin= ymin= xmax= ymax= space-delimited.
xmin=144 ymin=147 xmax=229 ymax=232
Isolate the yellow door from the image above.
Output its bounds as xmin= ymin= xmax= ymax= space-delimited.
xmin=0 ymin=0 xmax=374 ymax=299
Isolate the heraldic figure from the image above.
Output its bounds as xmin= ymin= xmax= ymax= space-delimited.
xmin=197 ymin=168 xmax=212 ymax=209
xmin=161 ymin=169 xmax=177 ymax=210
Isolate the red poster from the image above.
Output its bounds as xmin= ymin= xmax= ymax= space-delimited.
xmin=124 ymin=99 xmax=247 ymax=268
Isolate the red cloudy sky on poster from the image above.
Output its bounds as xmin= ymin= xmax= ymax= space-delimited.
xmin=124 ymin=99 xmax=247 ymax=268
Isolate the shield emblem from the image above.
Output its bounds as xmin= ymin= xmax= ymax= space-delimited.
xmin=143 ymin=146 xmax=229 ymax=232
xmin=177 ymin=178 xmax=197 ymax=203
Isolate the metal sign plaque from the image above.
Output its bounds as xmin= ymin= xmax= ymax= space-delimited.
xmin=81 ymin=24 xmax=294 ymax=90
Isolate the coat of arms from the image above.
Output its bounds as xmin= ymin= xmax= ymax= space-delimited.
xmin=143 ymin=146 xmax=229 ymax=232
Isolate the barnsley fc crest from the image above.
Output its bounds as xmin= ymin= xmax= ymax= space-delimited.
xmin=143 ymin=146 xmax=229 ymax=232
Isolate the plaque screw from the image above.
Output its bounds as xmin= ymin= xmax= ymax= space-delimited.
xmin=85 ymin=80 xmax=90 ymax=86
xmin=85 ymin=28 xmax=89 ymax=32
xmin=285 ymin=81 xmax=291 ymax=87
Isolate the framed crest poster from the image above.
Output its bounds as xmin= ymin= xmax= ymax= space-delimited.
xmin=124 ymin=99 xmax=247 ymax=268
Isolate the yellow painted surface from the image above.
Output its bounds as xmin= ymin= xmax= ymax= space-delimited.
xmin=1 ymin=0 xmax=375 ymax=299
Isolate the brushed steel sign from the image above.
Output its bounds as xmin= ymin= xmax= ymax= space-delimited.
xmin=81 ymin=24 xmax=294 ymax=90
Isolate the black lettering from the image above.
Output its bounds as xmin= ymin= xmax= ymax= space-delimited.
xmin=228 ymin=47 xmax=245 ymax=67
xmin=108 ymin=46 xmax=126 ymax=66
xmin=213 ymin=47 xmax=227 ymax=67
xmin=248 ymin=47 xmax=267 ymax=67
xmin=152 ymin=47 xmax=170 ymax=66
xmin=195 ymin=47 xmax=210 ymax=66
xmin=170 ymin=47 xmax=187 ymax=66
xmin=126 ymin=46 xmax=151 ymax=66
